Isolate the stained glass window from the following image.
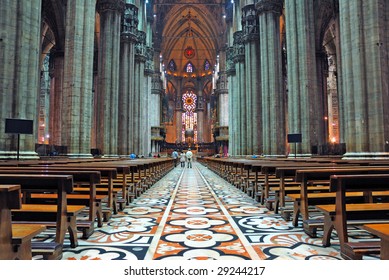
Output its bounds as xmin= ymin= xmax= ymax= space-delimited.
xmin=185 ymin=62 xmax=194 ymax=73
xmin=182 ymin=112 xmax=198 ymax=143
xmin=204 ymin=59 xmax=210 ymax=71
xmin=168 ymin=59 xmax=176 ymax=71
xmin=184 ymin=46 xmax=195 ymax=59
xmin=182 ymin=91 xmax=197 ymax=113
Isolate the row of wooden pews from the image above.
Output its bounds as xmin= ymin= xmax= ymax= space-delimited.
xmin=199 ymin=156 xmax=389 ymax=260
xmin=0 ymin=157 xmax=174 ymax=260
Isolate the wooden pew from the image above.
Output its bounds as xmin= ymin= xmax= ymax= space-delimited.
xmin=25 ymin=165 xmax=119 ymax=213
xmin=1 ymin=184 xmax=50 ymax=260
xmin=0 ymin=174 xmax=77 ymax=259
xmin=0 ymin=168 xmax=101 ymax=233
xmin=362 ymin=223 xmax=389 ymax=260
xmin=315 ymin=174 xmax=389 ymax=259
xmin=294 ymin=167 xmax=389 ymax=235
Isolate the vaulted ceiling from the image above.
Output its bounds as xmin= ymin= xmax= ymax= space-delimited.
xmin=152 ymin=0 xmax=227 ymax=78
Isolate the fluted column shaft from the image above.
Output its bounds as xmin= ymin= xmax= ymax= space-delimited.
xmin=49 ymin=51 xmax=64 ymax=146
xmin=96 ymin=0 xmax=124 ymax=157
xmin=257 ymin=0 xmax=285 ymax=156
xmin=197 ymin=78 xmax=204 ymax=143
xmin=233 ymin=31 xmax=245 ymax=156
xmin=339 ymin=0 xmax=389 ymax=157
xmin=285 ymin=0 xmax=318 ymax=156
xmin=134 ymin=30 xmax=147 ymax=155
xmin=242 ymin=4 xmax=261 ymax=155
xmin=62 ymin=0 xmax=96 ymax=157
xmin=227 ymin=45 xmax=236 ymax=156
xmin=119 ymin=3 xmax=138 ymax=155
xmin=0 ymin=0 xmax=41 ymax=159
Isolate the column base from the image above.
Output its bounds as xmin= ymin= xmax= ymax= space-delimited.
xmin=0 ymin=150 xmax=39 ymax=160
xmin=288 ymin=153 xmax=312 ymax=158
xmin=67 ymin=153 xmax=94 ymax=159
xmin=263 ymin=154 xmax=288 ymax=158
xmin=102 ymin=154 xmax=120 ymax=158
xmin=342 ymin=152 xmax=389 ymax=160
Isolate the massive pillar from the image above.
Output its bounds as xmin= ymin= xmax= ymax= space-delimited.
xmin=176 ymin=77 xmax=183 ymax=143
xmin=339 ymin=0 xmax=389 ymax=158
xmin=226 ymin=46 xmax=236 ymax=156
xmin=62 ymin=0 xmax=96 ymax=158
xmin=119 ymin=3 xmax=138 ymax=155
xmin=256 ymin=0 xmax=286 ymax=156
xmin=216 ymin=49 xmax=229 ymax=128
xmin=196 ymin=78 xmax=205 ymax=143
xmin=242 ymin=4 xmax=261 ymax=155
xmin=134 ymin=30 xmax=147 ymax=155
xmin=144 ymin=46 xmax=153 ymax=155
xmin=49 ymin=51 xmax=65 ymax=147
xmin=0 ymin=0 xmax=41 ymax=159
xmin=96 ymin=0 xmax=124 ymax=157
xmin=233 ymin=31 xmax=246 ymax=156
xmin=285 ymin=0 xmax=319 ymax=156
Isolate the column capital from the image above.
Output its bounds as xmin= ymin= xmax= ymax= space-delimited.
xmin=255 ymin=0 xmax=283 ymax=15
xmin=233 ymin=31 xmax=245 ymax=63
xmin=242 ymin=4 xmax=259 ymax=41
xmin=135 ymin=30 xmax=147 ymax=62
xmin=226 ymin=46 xmax=236 ymax=76
xmin=121 ymin=3 xmax=139 ymax=35
xmin=97 ymin=0 xmax=125 ymax=14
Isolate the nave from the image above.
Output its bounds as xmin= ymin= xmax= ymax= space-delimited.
xmin=31 ymin=162 xmax=378 ymax=261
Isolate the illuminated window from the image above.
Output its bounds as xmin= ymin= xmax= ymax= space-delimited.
xmin=185 ymin=62 xmax=194 ymax=73
xmin=204 ymin=59 xmax=211 ymax=71
xmin=168 ymin=59 xmax=176 ymax=71
xmin=182 ymin=91 xmax=197 ymax=112
xmin=182 ymin=112 xmax=198 ymax=143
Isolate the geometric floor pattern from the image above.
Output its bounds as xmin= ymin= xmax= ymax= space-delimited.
xmin=42 ymin=162 xmax=379 ymax=260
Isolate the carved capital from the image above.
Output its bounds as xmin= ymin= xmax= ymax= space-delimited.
xmin=233 ymin=31 xmax=245 ymax=62
xmin=121 ymin=3 xmax=139 ymax=35
xmin=226 ymin=46 xmax=236 ymax=75
xmin=97 ymin=0 xmax=125 ymax=14
xmin=216 ymin=72 xmax=228 ymax=93
xmin=255 ymin=0 xmax=283 ymax=15
xmin=120 ymin=32 xmax=138 ymax=43
xmin=242 ymin=5 xmax=259 ymax=40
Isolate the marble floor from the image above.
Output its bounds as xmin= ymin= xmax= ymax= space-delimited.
xmin=35 ymin=162 xmax=380 ymax=260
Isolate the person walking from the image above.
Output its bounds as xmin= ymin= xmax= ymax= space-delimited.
xmin=172 ymin=149 xmax=179 ymax=167
xmin=180 ymin=151 xmax=186 ymax=167
xmin=186 ymin=148 xmax=193 ymax=168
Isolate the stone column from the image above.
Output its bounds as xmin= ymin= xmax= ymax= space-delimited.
xmin=315 ymin=50 xmax=329 ymax=146
xmin=216 ymin=73 xmax=229 ymax=126
xmin=95 ymin=0 xmax=124 ymax=157
xmin=119 ymin=3 xmax=138 ymax=155
xmin=242 ymin=4 xmax=260 ymax=155
xmin=216 ymin=48 xmax=229 ymax=127
xmin=233 ymin=31 xmax=246 ymax=156
xmin=176 ymin=77 xmax=183 ymax=142
xmin=49 ymin=51 xmax=64 ymax=146
xmin=339 ymin=0 xmax=389 ymax=158
xmin=144 ymin=46 xmax=154 ymax=155
xmin=134 ymin=30 xmax=147 ymax=155
xmin=0 ymin=0 xmax=41 ymax=159
xmin=285 ymin=0 xmax=318 ymax=156
xmin=226 ymin=46 xmax=236 ymax=156
xmin=62 ymin=0 xmax=96 ymax=158
xmin=196 ymin=78 xmax=204 ymax=143
xmin=256 ymin=0 xmax=286 ymax=156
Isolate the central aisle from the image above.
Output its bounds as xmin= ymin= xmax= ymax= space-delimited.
xmin=145 ymin=163 xmax=260 ymax=260
xmin=60 ymin=162 xmax=352 ymax=260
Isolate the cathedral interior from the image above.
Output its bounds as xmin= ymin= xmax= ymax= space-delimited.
xmin=2 ymin=0 xmax=389 ymax=267
xmin=1 ymin=0 xmax=389 ymax=159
